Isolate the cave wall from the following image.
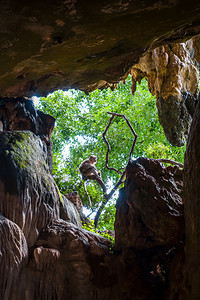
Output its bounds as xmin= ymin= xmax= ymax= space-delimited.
xmin=1 ymin=0 xmax=200 ymax=97
xmin=184 ymin=100 xmax=200 ymax=300
xmin=0 ymin=111 xmax=185 ymax=299
xmin=1 ymin=1 xmax=200 ymax=300
xmin=130 ymin=39 xmax=199 ymax=146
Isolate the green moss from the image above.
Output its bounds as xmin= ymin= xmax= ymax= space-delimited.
xmin=6 ymin=132 xmax=35 ymax=170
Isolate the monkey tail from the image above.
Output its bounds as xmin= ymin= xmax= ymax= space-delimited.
xmin=94 ymin=194 xmax=108 ymax=228
xmin=83 ymin=181 xmax=92 ymax=206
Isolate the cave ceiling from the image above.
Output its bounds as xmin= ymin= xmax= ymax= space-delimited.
xmin=1 ymin=0 xmax=200 ymax=97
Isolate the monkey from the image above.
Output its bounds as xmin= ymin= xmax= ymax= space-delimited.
xmin=79 ymin=155 xmax=102 ymax=206
xmin=79 ymin=155 xmax=101 ymax=181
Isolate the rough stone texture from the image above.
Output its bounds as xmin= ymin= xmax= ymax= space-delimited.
xmin=60 ymin=194 xmax=82 ymax=228
xmin=15 ymin=220 xmax=114 ymax=300
xmin=115 ymin=157 xmax=184 ymax=251
xmin=1 ymin=1 xmax=200 ymax=97
xmin=164 ymin=247 xmax=187 ymax=300
xmin=0 ymin=131 xmax=60 ymax=247
xmin=1 ymin=1 xmax=200 ymax=298
xmin=65 ymin=191 xmax=89 ymax=224
xmin=0 ymin=214 xmax=28 ymax=300
xmin=0 ymin=122 xmax=186 ymax=299
xmin=130 ymin=40 xmax=199 ymax=146
xmin=183 ymin=100 xmax=200 ymax=300
xmin=12 ymin=219 xmax=168 ymax=300
xmin=0 ymin=97 xmax=55 ymax=172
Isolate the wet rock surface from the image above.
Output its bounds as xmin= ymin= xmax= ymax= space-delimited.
xmin=15 ymin=220 xmax=113 ymax=300
xmin=60 ymin=194 xmax=82 ymax=228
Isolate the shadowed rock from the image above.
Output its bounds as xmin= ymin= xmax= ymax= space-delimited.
xmin=183 ymin=99 xmax=200 ymax=299
xmin=0 ymin=131 xmax=186 ymax=299
xmin=130 ymin=41 xmax=199 ymax=146
xmin=0 ymin=97 xmax=55 ymax=172
xmin=15 ymin=219 xmax=112 ymax=300
xmin=0 ymin=131 xmax=60 ymax=247
xmin=60 ymin=194 xmax=82 ymax=228
xmin=1 ymin=1 xmax=200 ymax=97
xmin=115 ymin=157 xmax=184 ymax=251
xmin=0 ymin=215 xmax=28 ymax=300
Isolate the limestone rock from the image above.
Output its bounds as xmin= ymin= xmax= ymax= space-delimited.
xmin=65 ymin=191 xmax=89 ymax=224
xmin=0 ymin=214 xmax=28 ymax=300
xmin=130 ymin=40 xmax=199 ymax=146
xmin=164 ymin=247 xmax=186 ymax=300
xmin=0 ymin=1 xmax=200 ymax=96
xmin=0 ymin=97 xmax=55 ymax=172
xmin=115 ymin=157 xmax=184 ymax=251
xmin=183 ymin=100 xmax=200 ymax=300
xmin=60 ymin=194 xmax=82 ymax=228
xmin=0 ymin=134 xmax=187 ymax=299
xmin=15 ymin=219 xmax=112 ymax=300
xmin=0 ymin=131 xmax=60 ymax=247
xmin=34 ymin=246 xmax=61 ymax=272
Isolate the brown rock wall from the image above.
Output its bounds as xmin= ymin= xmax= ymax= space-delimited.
xmin=115 ymin=157 xmax=184 ymax=251
xmin=0 ymin=1 xmax=200 ymax=96
xmin=130 ymin=40 xmax=199 ymax=146
xmin=0 ymin=215 xmax=28 ymax=300
xmin=183 ymin=100 xmax=200 ymax=300
xmin=0 ymin=131 xmax=60 ymax=247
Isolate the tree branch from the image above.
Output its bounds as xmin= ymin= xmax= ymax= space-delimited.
xmin=94 ymin=112 xmax=137 ymax=227
xmin=156 ymin=158 xmax=184 ymax=168
xmin=102 ymin=114 xmax=122 ymax=174
xmin=94 ymin=170 xmax=126 ymax=227
xmin=106 ymin=112 xmax=137 ymax=161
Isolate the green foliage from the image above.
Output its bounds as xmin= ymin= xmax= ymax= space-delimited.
xmin=82 ymin=220 xmax=115 ymax=245
xmin=37 ymin=75 xmax=186 ymax=231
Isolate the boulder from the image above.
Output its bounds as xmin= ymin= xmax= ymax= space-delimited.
xmin=115 ymin=157 xmax=184 ymax=251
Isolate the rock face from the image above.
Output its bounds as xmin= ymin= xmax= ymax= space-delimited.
xmin=60 ymin=194 xmax=82 ymax=228
xmin=115 ymin=157 xmax=184 ymax=251
xmin=184 ymin=100 xmax=200 ymax=300
xmin=0 ymin=97 xmax=55 ymax=172
xmin=1 ymin=1 xmax=200 ymax=97
xmin=0 ymin=215 xmax=28 ymax=300
xmin=114 ymin=158 xmax=185 ymax=300
xmin=16 ymin=220 xmax=112 ymax=300
xmin=1 ymin=1 xmax=200 ymax=299
xmin=130 ymin=40 xmax=199 ymax=146
xmin=0 ymin=131 xmax=60 ymax=247
xmin=0 ymin=100 xmax=186 ymax=299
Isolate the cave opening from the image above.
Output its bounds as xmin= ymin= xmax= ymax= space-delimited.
xmin=32 ymin=74 xmax=186 ymax=239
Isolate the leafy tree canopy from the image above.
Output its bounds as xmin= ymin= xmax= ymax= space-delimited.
xmin=37 ymin=75 xmax=185 ymax=230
